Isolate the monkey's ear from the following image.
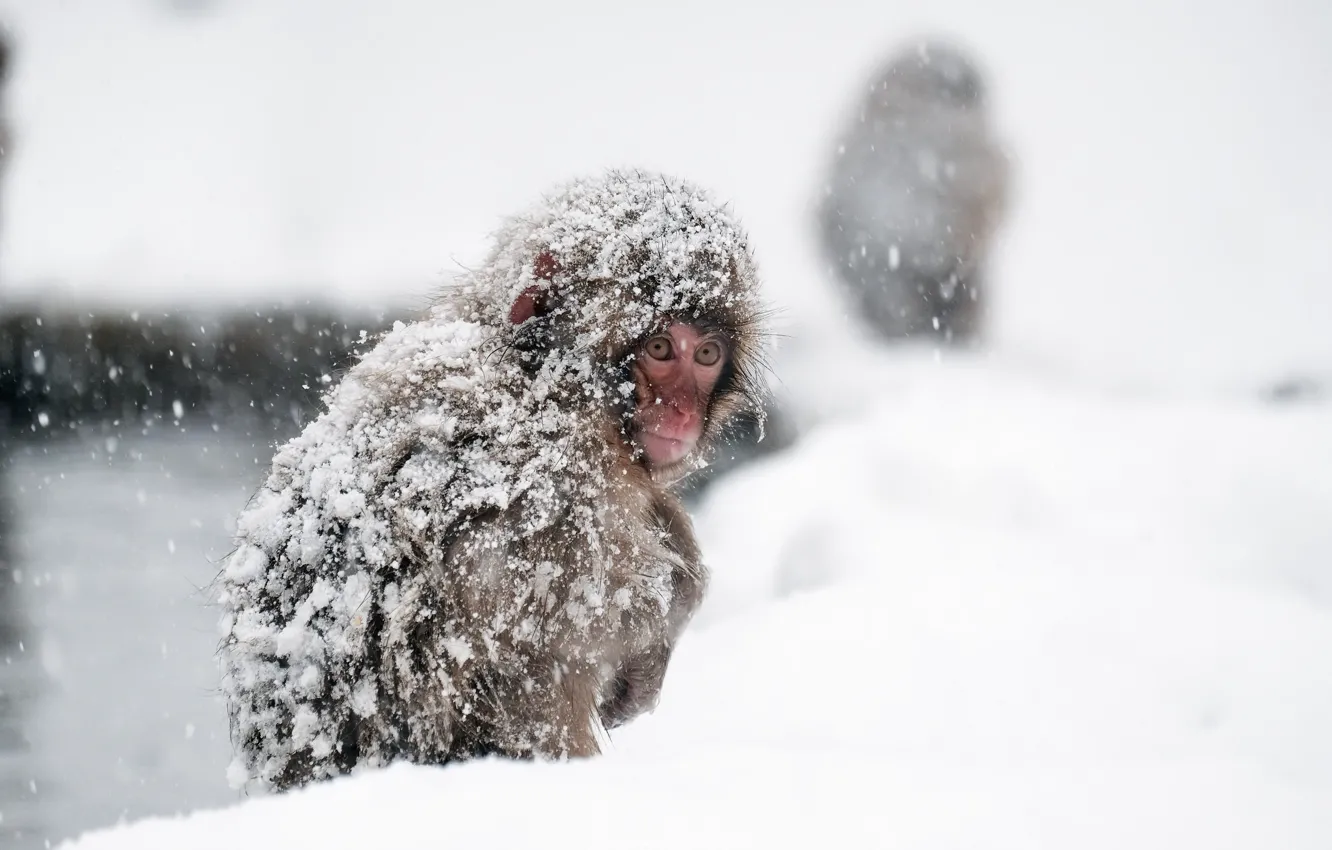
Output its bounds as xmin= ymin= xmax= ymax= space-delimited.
xmin=510 ymin=250 xmax=561 ymax=325
xmin=533 ymin=250 xmax=559 ymax=282
xmin=509 ymin=286 xmax=544 ymax=325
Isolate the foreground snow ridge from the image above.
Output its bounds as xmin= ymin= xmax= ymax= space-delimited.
xmin=68 ymin=357 xmax=1332 ymax=849
xmin=57 ymin=755 xmax=1330 ymax=850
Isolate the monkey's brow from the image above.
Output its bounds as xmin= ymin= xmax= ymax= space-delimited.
xmin=668 ymin=314 xmax=733 ymax=339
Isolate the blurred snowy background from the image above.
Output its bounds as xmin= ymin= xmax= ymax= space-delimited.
xmin=0 ymin=0 xmax=1330 ymax=848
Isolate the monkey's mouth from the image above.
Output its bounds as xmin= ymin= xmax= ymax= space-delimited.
xmin=637 ymin=430 xmax=696 ymax=468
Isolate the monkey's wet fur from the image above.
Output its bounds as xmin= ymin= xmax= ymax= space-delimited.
xmin=215 ymin=170 xmax=771 ymax=791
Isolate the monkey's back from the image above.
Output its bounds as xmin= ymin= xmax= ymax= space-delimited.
xmin=852 ymin=108 xmax=999 ymax=261
xmin=216 ymin=313 xmax=681 ymax=790
xmin=818 ymin=43 xmax=1009 ymax=341
xmin=823 ymin=90 xmax=1006 ymax=283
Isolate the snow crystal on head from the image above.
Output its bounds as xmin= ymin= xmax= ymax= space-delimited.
xmin=468 ymin=169 xmax=763 ymax=352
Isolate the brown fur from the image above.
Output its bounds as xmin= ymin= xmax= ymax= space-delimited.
xmin=218 ymin=171 xmax=768 ymax=791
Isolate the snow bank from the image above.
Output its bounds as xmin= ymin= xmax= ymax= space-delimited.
xmin=55 ymin=757 xmax=1332 ymax=850
xmin=61 ymin=356 xmax=1332 ymax=849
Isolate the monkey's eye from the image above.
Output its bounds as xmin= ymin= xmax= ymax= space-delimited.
xmin=645 ymin=336 xmax=674 ymax=361
xmin=694 ymin=339 xmax=725 ymax=367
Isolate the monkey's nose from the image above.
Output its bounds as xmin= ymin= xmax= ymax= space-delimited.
xmin=657 ymin=401 xmax=694 ymax=427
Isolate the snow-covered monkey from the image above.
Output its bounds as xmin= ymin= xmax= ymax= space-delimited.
xmin=216 ymin=170 xmax=770 ymax=791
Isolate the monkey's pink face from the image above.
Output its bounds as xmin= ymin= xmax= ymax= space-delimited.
xmin=632 ymin=323 xmax=728 ymax=469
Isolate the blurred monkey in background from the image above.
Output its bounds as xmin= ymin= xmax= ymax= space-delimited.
xmin=817 ymin=38 xmax=1010 ymax=344
xmin=685 ymin=38 xmax=1010 ymax=503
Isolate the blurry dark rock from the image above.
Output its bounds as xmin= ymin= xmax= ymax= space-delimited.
xmin=1265 ymin=375 xmax=1326 ymax=404
xmin=0 ymin=27 xmax=12 ymax=222
xmin=0 ymin=304 xmax=396 ymax=445
xmin=817 ymin=37 xmax=1010 ymax=344
xmin=159 ymin=0 xmax=224 ymax=16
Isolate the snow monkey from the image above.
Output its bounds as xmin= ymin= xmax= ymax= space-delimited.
xmin=817 ymin=38 xmax=1009 ymax=343
xmin=216 ymin=170 xmax=770 ymax=792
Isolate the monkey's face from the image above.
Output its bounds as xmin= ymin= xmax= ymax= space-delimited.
xmin=494 ymin=174 xmax=768 ymax=484
xmin=630 ymin=323 xmax=729 ymax=469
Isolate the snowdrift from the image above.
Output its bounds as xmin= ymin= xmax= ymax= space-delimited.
xmin=62 ymin=354 xmax=1332 ymax=849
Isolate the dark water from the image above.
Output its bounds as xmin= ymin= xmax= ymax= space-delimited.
xmin=0 ymin=432 xmax=276 ymax=848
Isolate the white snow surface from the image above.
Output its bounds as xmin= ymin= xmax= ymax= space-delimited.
xmin=64 ymin=349 xmax=1332 ymax=848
